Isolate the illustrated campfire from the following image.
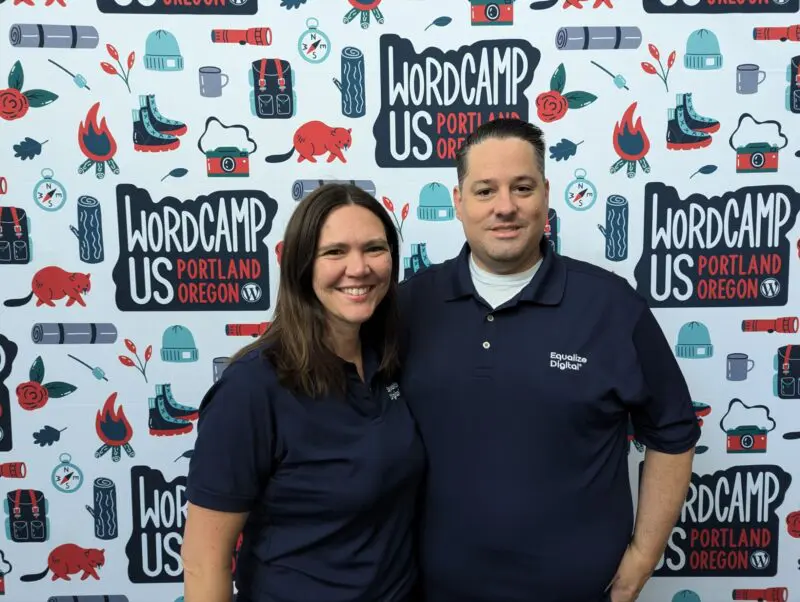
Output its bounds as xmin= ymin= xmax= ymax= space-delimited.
xmin=78 ymin=102 xmax=120 ymax=179
xmin=95 ymin=392 xmax=135 ymax=462
xmin=610 ymin=102 xmax=651 ymax=178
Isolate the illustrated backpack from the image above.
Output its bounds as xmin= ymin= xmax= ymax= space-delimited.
xmin=774 ymin=344 xmax=800 ymax=399
xmin=4 ymin=489 xmax=49 ymax=543
xmin=249 ymin=58 xmax=296 ymax=119
xmin=0 ymin=206 xmax=32 ymax=265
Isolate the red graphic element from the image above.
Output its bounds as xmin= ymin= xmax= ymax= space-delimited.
xmin=225 ymin=322 xmax=271 ymax=337
xmin=100 ymin=43 xmax=134 ymax=92
xmin=78 ymin=103 xmax=120 ymax=179
xmin=16 ymin=381 xmax=48 ymax=411
xmin=563 ymin=0 xmax=613 ymax=7
xmin=0 ymin=88 xmax=29 ymax=121
xmin=641 ymin=42 xmax=676 ymax=91
xmin=382 ymin=196 xmax=410 ymax=242
xmin=275 ymin=241 xmax=284 ymax=265
xmin=753 ymin=26 xmax=800 ymax=42
xmin=741 ymin=317 xmax=799 ymax=333
xmin=1 ymin=61 xmax=58 ymax=122
xmin=610 ymin=102 xmax=651 ymax=178
xmin=118 ymin=339 xmax=152 ymax=383
xmin=3 ymin=266 xmax=91 ymax=308
xmin=20 ymin=544 xmax=104 ymax=582
xmin=264 ymin=121 xmax=352 ymax=164
xmin=786 ymin=511 xmax=800 ymax=537
xmin=13 ymin=0 xmax=67 ymax=4
xmin=211 ymin=27 xmax=272 ymax=46
xmin=536 ymin=91 xmax=568 ymax=123
xmin=231 ymin=532 xmax=244 ymax=573
xmin=95 ymin=392 xmax=135 ymax=462
xmin=732 ymin=588 xmax=788 ymax=602
xmin=0 ymin=462 xmax=26 ymax=478
xmin=693 ymin=402 xmax=711 ymax=427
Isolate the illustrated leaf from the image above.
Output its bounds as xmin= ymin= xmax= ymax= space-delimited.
xmin=563 ymin=91 xmax=597 ymax=109
xmin=548 ymin=138 xmax=583 ymax=162
xmin=125 ymin=338 xmax=137 ymax=353
xmin=8 ymin=60 xmax=23 ymax=91
xmin=23 ymin=89 xmax=58 ymax=108
xmin=690 ymin=164 xmax=718 ymax=179
xmin=13 ymin=137 xmax=46 ymax=161
xmin=106 ymin=43 xmax=119 ymax=61
xmin=30 ymin=356 xmax=44 ymax=383
xmin=100 ymin=62 xmax=118 ymax=75
xmin=161 ymin=167 xmax=188 ymax=181
xmin=667 ymin=51 xmax=676 ymax=69
xmin=401 ymin=203 xmax=410 ymax=221
xmin=425 ymin=16 xmax=452 ymax=31
xmin=32 ymin=425 xmax=66 ymax=447
xmin=119 ymin=355 xmax=136 ymax=367
xmin=44 ymin=381 xmax=77 ymax=398
xmin=144 ymin=345 xmax=152 ymax=362
xmin=648 ymin=43 xmax=660 ymax=61
xmin=550 ymin=63 xmax=566 ymax=94
xmin=127 ymin=51 xmax=136 ymax=70
xmin=382 ymin=196 xmax=394 ymax=212
xmin=641 ymin=62 xmax=658 ymax=75
xmin=174 ymin=450 xmax=194 ymax=462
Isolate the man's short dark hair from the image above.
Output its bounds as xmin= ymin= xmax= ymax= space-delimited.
xmin=455 ymin=118 xmax=546 ymax=188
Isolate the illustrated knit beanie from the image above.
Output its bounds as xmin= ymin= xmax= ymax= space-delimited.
xmin=144 ymin=30 xmax=184 ymax=72
xmin=417 ymin=182 xmax=454 ymax=221
xmin=675 ymin=321 xmax=713 ymax=359
xmin=684 ymin=29 xmax=722 ymax=70
xmin=160 ymin=325 xmax=198 ymax=363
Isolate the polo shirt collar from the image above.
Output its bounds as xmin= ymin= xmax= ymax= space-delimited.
xmin=446 ymin=236 xmax=565 ymax=306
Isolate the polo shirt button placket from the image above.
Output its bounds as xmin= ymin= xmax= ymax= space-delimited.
xmin=482 ymin=341 xmax=490 ymax=349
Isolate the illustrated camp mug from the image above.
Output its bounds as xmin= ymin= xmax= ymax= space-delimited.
xmin=727 ymin=352 xmax=755 ymax=381
xmin=736 ymin=64 xmax=766 ymax=94
xmin=199 ymin=66 xmax=229 ymax=98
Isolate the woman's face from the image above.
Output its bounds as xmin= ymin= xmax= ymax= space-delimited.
xmin=312 ymin=204 xmax=393 ymax=336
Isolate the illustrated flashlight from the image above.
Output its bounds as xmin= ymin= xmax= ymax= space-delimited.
xmin=211 ymin=27 xmax=272 ymax=46
xmin=741 ymin=317 xmax=799 ymax=333
xmin=224 ymin=322 xmax=271 ymax=337
xmin=732 ymin=587 xmax=789 ymax=602
xmin=753 ymin=26 xmax=800 ymax=42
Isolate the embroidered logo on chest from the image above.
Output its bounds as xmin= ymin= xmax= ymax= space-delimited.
xmin=386 ymin=382 xmax=401 ymax=400
xmin=549 ymin=352 xmax=588 ymax=372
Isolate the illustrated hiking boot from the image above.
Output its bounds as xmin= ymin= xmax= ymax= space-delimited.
xmin=666 ymin=106 xmax=712 ymax=150
xmin=140 ymin=94 xmax=187 ymax=136
xmin=148 ymin=395 xmax=193 ymax=436
xmin=156 ymin=383 xmax=198 ymax=421
xmin=678 ymin=92 xmax=719 ymax=133
xmin=133 ymin=109 xmax=179 ymax=152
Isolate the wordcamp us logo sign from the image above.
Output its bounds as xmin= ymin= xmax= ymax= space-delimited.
xmin=97 ymin=0 xmax=257 ymax=15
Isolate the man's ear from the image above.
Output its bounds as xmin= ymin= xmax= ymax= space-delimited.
xmin=453 ymin=185 xmax=463 ymax=223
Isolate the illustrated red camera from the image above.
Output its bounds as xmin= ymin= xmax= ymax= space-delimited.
xmin=471 ymin=0 xmax=514 ymax=25
xmin=206 ymin=147 xmax=250 ymax=177
xmin=735 ymin=142 xmax=779 ymax=173
xmin=726 ymin=425 xmax=767 ymax=453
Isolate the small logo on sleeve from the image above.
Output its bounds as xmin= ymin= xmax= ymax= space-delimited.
xmin=550 ymin=352 xmax=587 ymax=371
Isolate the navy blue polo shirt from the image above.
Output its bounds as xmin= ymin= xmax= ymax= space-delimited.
xmin=186 ymin=347 xmax=425 ymax=602
xmin=398 ymin=238 xmax=700 ymax=602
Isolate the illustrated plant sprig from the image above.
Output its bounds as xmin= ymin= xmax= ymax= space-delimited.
xmin=382 ymin=196 xmax=410 ymax=242
xmin=641 ymin=44 xmax=676 ymax=92
xmin=100 ymin=44 xmax=135 ymax=93
xmin=119 ymin=338 xmax=152 ymax=382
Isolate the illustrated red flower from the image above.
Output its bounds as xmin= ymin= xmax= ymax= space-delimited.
xmin=16 ymin=381 xmax=49 ymax=411
xmin=535 ymin=90 xmax=568 ymax=123
xmin=787 ymin=511 xmax=800 ymax=538
xmin=0 ymin=88 xmax=29 ymax=121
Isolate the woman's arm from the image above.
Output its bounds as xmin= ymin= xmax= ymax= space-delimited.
xmin=182 ymin=503 xmax=249 ymax=602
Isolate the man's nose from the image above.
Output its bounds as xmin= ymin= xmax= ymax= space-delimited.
xmin=494 ymin=189 xmax=516 ymax=214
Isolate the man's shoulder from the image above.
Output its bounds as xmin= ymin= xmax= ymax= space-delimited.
xmin=399 ymin=256 xmax=459 ymax=299
xmin=558 ymin=253 xmax=646 ymax=310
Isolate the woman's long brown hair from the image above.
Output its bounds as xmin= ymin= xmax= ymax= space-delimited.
xmin=230 ymin=183 xmax=401 ymax=398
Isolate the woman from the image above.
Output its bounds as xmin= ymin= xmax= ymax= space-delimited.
xmin=182 ymin=184 xmax=425 ymax=602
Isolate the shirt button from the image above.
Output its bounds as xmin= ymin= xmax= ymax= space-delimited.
xmin=482 ymin=341 xmax=491 ymax=349
xmin=486 ymin=314 xmax=494 ymax=322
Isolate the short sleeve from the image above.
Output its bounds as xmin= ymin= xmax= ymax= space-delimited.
xmin=626 ymin=304 xmax=701 ymax=454
xmin=186 ymin=358 xmax=275 ymax=512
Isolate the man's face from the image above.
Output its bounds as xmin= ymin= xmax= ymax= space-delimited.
xmin=453 ymin=136 xmax=550 ymax=275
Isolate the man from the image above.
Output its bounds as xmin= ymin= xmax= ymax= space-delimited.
xmin=399 ymin=118 xmax=700 ymax=602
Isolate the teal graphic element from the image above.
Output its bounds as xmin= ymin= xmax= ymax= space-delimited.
xmin=675 ymin=321 xmax=713 ymax=359
xmin=160 ymin=326 xmax=198 ymax=363
xmin=564 ymin=168 xmax=596 ymax=211
xmin=417 ymin=183 xmax=454 ymax=222
xmin=684 ymin=29 xmax=722 ymax=70
xmin=32 ymin=168 xmax=67 ymax=212
xmin=51 ymin=452 xmax=84 ymax=493
xmin=298 ymin=18 xmax=330 ymax=63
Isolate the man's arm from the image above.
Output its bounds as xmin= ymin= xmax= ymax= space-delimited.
xmin=632 ymin=447 xmax=693 ymax=563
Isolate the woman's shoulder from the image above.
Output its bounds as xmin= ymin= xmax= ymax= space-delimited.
xmin=217 ymin=347 xmax=280 ymax=391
